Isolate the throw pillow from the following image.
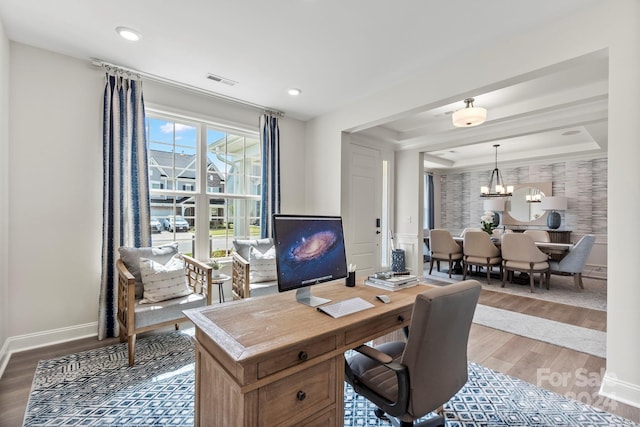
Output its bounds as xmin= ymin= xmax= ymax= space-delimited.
xmin=139 ymin=253 xmax=192 ymax=303
xmin=233 ymin=238 xmax=273 ymax=262
xmin=249 ymin=246 xmax=277 ymax=283
xmin=119 ymin=242 xmax=180 ymax=299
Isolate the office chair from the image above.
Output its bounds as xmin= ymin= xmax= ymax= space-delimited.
xmin=344 ymin=280 xmax=482 ymax=427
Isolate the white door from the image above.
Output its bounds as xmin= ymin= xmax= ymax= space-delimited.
xmin=347 ymin=144 xmax=383 ymax=277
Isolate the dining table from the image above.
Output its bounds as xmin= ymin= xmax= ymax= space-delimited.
xmin=451 ymin=236 xmax=574 ymax=254
xmin=424 ymin=234 xmax=573 ymax=275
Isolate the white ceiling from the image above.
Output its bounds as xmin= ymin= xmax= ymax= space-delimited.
xmin=0 ymin=0 xmax=608 ymax=169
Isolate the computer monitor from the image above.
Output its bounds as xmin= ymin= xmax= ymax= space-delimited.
xmin=273 ymin=214 xmax=348 ymax=306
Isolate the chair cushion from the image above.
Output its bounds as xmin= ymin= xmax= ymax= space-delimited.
xmin=134 ymin=293 xmax=206 ymax=329
xmin=465 ymin=255 xmax=501 ymax=265
xmin=347 ymin=341 xmax=406 ymax=402
xmin=504 ymin=260 xmax=549 ymax=271
xmin=139 ymin=254 xmax=192 ymax=303
xmin=249 ymin=246 xmax=277 ymax=283
xmin=233 ymin=238 xmax=273 ymax=262
xmin=249 ymin=281 xmax=278 ymax=297
xmin=119 ymin=243 xmax=180 ymax=298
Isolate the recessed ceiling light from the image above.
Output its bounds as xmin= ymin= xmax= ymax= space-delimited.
xmin=287 ymin=88 xmax=302 ymax=96
xmin=116 ymin=26 xmax=141 ymax=42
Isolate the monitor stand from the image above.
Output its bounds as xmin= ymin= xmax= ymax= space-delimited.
xmin=296 ymin=287 xmax=331 ymax=307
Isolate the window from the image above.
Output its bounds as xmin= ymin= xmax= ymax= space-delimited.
xmin=146 ymin=112 xmax=261 ymax=258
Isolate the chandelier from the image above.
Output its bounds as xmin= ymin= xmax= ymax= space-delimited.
xmin=452 ymin=97 xmax=487 ymax=127
xmin=480 ymin=144 xmax=513 ymax=197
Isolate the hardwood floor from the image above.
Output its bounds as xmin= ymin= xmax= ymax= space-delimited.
xmin=1 ymin=289 xmax=638 ymax=426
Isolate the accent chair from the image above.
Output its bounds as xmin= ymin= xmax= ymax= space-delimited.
xmin=117 ymin=243 xmax=213 ymax=366
xmin=548 ymin=234 xmax=596 ymax=289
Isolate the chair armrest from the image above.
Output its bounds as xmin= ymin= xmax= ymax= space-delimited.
xmin=183 ymin=255 xmax=213 ymax=305
xmin=231 ymin=252 xmax=251 ymax=299
xmin=345 ymin=345 xmax=409 ymax=417
xmin=353 ymin=344 xmax=393 ymax=364
xmin=116 ymin=259 xmax=137 ymax=333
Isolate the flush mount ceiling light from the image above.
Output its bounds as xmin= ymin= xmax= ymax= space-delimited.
xmin=452 ymin=97 xmax=487 ymax=127
xmin=287 ymin=88 xmax=302 ymax=96
xmin=480 ymin=144 xmax=513 ymax=198
xmin=116 ymin=26 xmax=141 ymax=41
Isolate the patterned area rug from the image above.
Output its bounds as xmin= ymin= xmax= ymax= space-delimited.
xmin=24 ymin=330 xmax=637 ymax=427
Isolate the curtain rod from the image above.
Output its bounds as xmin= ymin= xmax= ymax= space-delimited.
xmin=91 ymin=58 xmax=284 ymax=117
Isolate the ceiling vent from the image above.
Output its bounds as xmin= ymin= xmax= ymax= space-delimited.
xmin=206 ymin=73 xmax=238 ymax=86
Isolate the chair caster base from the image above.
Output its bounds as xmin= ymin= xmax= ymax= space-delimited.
xmin=374 ymin=408 xmax=388 ymax=420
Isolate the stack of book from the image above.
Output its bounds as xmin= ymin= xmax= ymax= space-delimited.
xmin=364 ymin=273 xmax=419 ymax=292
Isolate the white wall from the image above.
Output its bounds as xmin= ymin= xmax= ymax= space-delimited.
xmin=305 ymin=0 xmax=640 ymax=408
xmin=0 ymin=43 xmax=306 ymax=367
xmin=0 ymin=19 xmax=11 ymax=374
xmin=8 ymin=44 xmax=104 ymax=349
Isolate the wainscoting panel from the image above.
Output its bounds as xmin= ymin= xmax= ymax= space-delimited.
xmin=394 ymin=233 xmax=419 ymax=275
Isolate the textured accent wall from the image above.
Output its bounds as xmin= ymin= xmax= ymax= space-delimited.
xmin=440 ymin=158 xmax=607 ymax=237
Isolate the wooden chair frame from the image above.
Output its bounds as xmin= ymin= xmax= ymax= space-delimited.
xmin=116 ymin=254 xmax=212 ymax=366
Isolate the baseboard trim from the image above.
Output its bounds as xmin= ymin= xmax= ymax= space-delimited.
xmin=0 ymin=339 xmax=10 ymax=381
xmin=600 ymin=371 xmax=640 ymax=410
xmin=0 ymin=322 xmax=98 ymax=379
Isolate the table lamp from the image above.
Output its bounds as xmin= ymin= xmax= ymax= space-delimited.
xmin=484 ymin=198 xmax=505 ymax=227
xmin=541 ymin=196 xmax=567 ymax=229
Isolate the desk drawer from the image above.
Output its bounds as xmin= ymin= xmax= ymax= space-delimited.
xmin=258 ymin=358 xmax=336 ymax=427
xmin=258 ymin=335 xmax=336 ymax=378
xmin=345 ymin=307 xmax=412 ymax=345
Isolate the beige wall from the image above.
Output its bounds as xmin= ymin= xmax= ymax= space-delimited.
xmin=0 ymin=43 xmax=306 ymax=363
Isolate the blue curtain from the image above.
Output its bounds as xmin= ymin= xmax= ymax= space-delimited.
xmin=260 ymin=114 xmax=281 ymax=238
xmin=99 ymin=70 xmax=151 ymax=340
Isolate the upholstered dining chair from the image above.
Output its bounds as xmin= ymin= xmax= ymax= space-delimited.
xmin=463 ymin=231 xmax=502 ymax=284
xmin=117 ymin=243 xmax=213 ymax=366
xmin=429 ymin=229 xmax=463 ymax=278
xmin=345 ymin=280 xmax=481 ymax=427
xmin=501 ymin=233 xmax=550 ymax=293
xmin=549 ymin=234 xmax=596 ymax=289
xmin=523 ymin=229 xmax=551 ymax=243
xmin=459 ymin=227 xmax=482 ymax=238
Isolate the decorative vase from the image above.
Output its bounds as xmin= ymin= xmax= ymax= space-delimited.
xmin=492 ymin=211 xmax=500 ymax=227
xmin=547 ymin=211 xmax=561 ymax=229
xmin=391 ymin=249 xmax=406 ymax=272
xmin=212 ymin=269 xmax=220 ymax=278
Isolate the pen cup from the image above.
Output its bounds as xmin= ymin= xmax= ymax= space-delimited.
xmin=345 ymin=271 xmax=356 ymax=287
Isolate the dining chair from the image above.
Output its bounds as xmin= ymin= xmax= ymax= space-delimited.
xmin=548 ymin=234 xmax=596 ymax=289
xmin=463 ymin=231 xmax=502 ymax=284
xmin=501 ymin=233 xmax=550 ymax=292
xmin=429 ymin=229 xmax=463 ymax=278
xmin=523 ymin=229 xmax=550 ymax=243
xmin=460 ymin=227 xmax=482 ymax=238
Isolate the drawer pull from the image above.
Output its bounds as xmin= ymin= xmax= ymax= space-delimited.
xmin=397 ymin=315 xmax=405 ymax=323
xmin=298 ymin=351 xmax=308 ymax=361
xmin=296 ymin=390 xmax=306 ymax=401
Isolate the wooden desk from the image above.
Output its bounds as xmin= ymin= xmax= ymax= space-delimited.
xmin=184 ymin=280 xmax=434 ymax=427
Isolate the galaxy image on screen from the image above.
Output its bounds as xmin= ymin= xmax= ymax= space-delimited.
xmin=273 ymin=215 xmax=348 ymax=293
